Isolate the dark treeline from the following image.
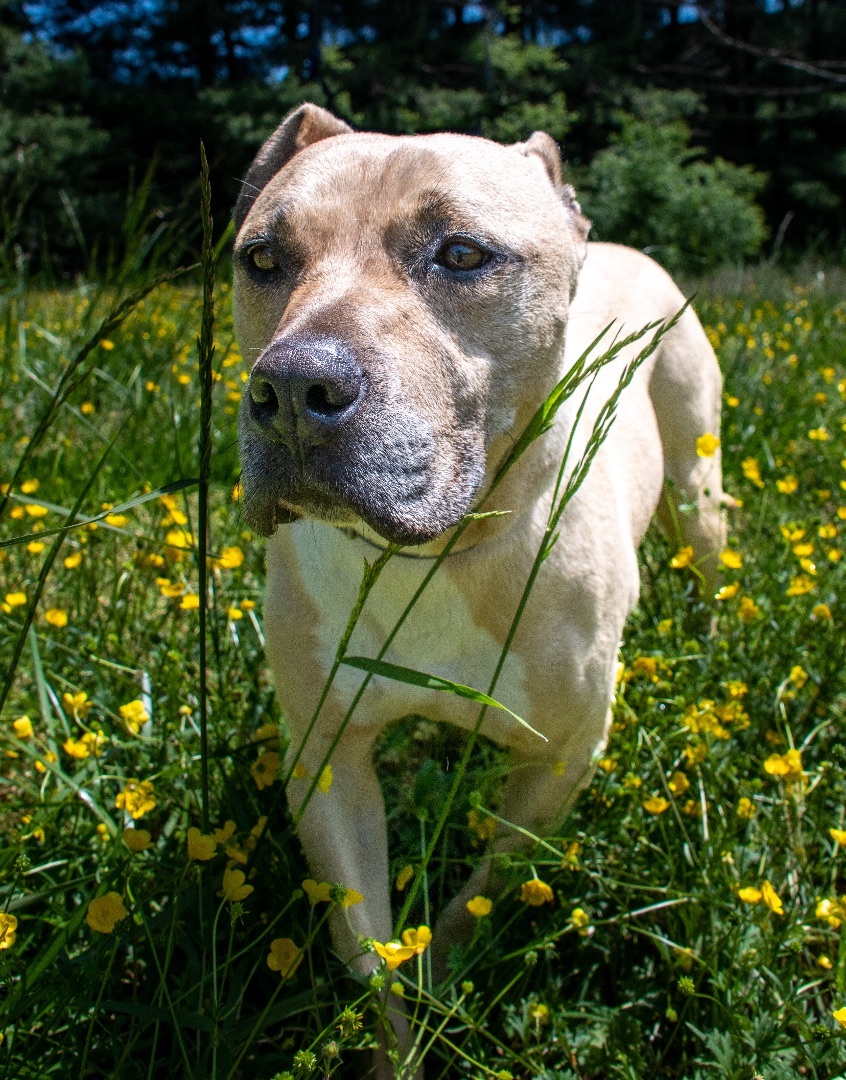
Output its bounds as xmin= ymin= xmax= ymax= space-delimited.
xmin=2 ymin=0 xmax=844 ymax=276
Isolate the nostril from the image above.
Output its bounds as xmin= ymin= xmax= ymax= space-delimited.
xmin=306 ymin=382 xmax=347 ymax=418
xmin=249 ymin=377 xmax=279 ymax=425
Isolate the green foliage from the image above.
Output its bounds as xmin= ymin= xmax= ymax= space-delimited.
xmin=0 ymin=28 xmax=109 ymax=270
xmin=579 ymin=91 xmax=769 ymax=274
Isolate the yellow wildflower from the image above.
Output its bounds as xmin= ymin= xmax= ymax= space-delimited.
xmin=20 ymin=479 xmax=39 ymax=494
xmin=250 ymin=751 xmax=280 ymax=790
xmin=763 ymin=749 xmax=804 ymax=783
xmin=5 ymin=592 xmax=26 ymax=607
xmin=719 ymin=550 xmax=742 ymax=570
xmin=115 ymin=779 xmax=156 ymax=819
xmin=100 ymin=339 xmax=115 ymax=351
xmin=570 ymin=907 xmax=591 ymax=934
xmin=696 ymin=433 xmax=720 ymax=458
xmin=670 ymin=546 xmax=694 ymax=569
xmin=736 ymin=797 xmax=755 ymax=821
xmin=123 ymin=828 xmax=151 ymax=852
xmin=165 ymin=529 xmax=194 ymax=550
xmin=520 ymin=878 xmax=554 ymax=906
xmin=715 ymin=582 xmax=740 ymax=601
xmin=64 ymin=551 xmax=83 ymax=569
xmin=80 ymin=401 xmax=95 ymax=415
xmin=179 ymin=593 xmax=200 ymax=610
xmin=467 ymin=808 xmax=497 ymax=841
xmin=0 ymin=913 xmax=18 ymax=950
xmin=12 ymin=716 xmax=33 ymax=738
xmin=776 ymin=476 xmax=798 ymax=494
xmin=213 ymin=820 xmax=237 ymax=845
xmin=64 ymin=736 xmax=91 ymax=760
xmin=761 ymin=880 xmax=783 ymax=915
xmin=401 ymin=925 xmax=432 ymax=955
xmin=63 ymin=691 xmax=92 ymax=717
xmin=395 ymin=865 xmax=414 ymax=891
xmin=44 ymin=608 xmax=68 ymax=627
xmin=104 ymin=513 xmax=128 ymax=527
xmin=812 ymin=603 xmax=832 ymax=621
xmin=834 ymin=1007 xmax=846 ymax=1029
xmin=809 ymin=427 xmax=829 ymax=441
xmin=831 ymin=829 xmax=846 ymax=846
xmin=466 ymin=896 xmax=493 ymax=918
xmin=27 ymin=541 xmax=45 ymax=554
xmin=86 ymin=892 xmax=128 ymax=933
xmin=372 ymin=940 xmax=416 ymax=971
xmin=267 ymin=937 xmax=303 ymax=978
xmin=302 ymin=879 xmax=332 ymax=906
xmin=25 ymin=504 xmax=48 ymax=518
xmin=738 ymin=887 xmax=762 ymax=904
xmin=789 ymin=665 xmax=808 ymax=688
xmin=643 ymin=796 xmax=670 ymax=815
xmin=742 ymin=458 xmax=764 ymax=487
xmin=158 ymin=580 xmax=185 ymax=598
xmin=119 ymin=700 xmax=149 ymax=734
xmin=218 ymin=867 xmax=254 ymax=902
xmin=668 ymin=771 xmax=690 ymax=796
xmin=737 ymin=596 xmax=761 ymax=622
xmin=317 ymin=765 xmax=333 ymax=793
xmin=818 ymin=955 xmax=833 ymax=970
xmin=215 ymin=546 xmax=245 ymax=569
xmin=186 ymin=827 xmax=217 ymax=861
xmin=34 ymin=750 xmax=57 ymax=773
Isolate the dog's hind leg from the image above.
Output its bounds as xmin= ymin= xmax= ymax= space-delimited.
xmin=648 ymin=304 xmax=733 ymax=595
xmin=430 ymin=712 xmax=611 ymax=983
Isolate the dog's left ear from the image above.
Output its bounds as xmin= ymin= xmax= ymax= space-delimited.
xmin=234 ymin=103 xmax=353 ymax=232
xmin=518 ymin=131 xmax=590 ymax=266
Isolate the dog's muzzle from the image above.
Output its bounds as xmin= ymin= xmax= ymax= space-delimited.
xmin=246 ymin=337 xmax=365 ymax=452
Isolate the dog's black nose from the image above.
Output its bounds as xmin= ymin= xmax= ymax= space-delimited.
xmin=247 ymin=337 xmax=364 ymax=446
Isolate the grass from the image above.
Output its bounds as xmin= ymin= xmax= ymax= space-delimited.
xmin=1 ymin=250 xmax=846 ymax=1080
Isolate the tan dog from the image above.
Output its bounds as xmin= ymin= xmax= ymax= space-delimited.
xmin=234 ymin=103 xmax=729 ymax=1072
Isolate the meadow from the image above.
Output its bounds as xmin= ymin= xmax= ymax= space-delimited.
xmin=1 ymin=254 xmax=845 ymax=1080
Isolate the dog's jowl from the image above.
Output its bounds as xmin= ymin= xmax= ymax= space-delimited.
xmin=234 ymin=103 xmax=731 ymax=1075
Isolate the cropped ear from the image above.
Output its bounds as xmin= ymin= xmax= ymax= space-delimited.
xmin=517 ymin=130 xmax=591 ymax=268
xmin=234 ymin=103 xmax=353 ymax=232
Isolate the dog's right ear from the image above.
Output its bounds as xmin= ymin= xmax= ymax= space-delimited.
xmin=234 ymin=104 xmax=353 ymax=232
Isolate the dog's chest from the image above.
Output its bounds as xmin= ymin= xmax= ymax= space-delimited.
xmin=279 ymin=523 xmax=532 ymax=738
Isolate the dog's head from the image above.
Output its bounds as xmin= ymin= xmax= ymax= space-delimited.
xmin=233 ymin=104 xmax=589 ymax=544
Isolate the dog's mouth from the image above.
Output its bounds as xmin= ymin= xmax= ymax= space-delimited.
xmin=238 ymin=427 xmax=485 ymax=547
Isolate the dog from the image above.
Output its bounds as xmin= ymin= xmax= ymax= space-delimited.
xmin=233 ymin=103 xmax=729 ymax=1074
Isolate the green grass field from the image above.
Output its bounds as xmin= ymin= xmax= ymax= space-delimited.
xmin=1 ymin=261 xmax=846 ymax=1080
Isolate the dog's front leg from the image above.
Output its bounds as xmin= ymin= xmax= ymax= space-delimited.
xmin=285 ymin=721 xmax=421 ymax=1078
xmin=286 ymin=722 xmax=392 ymax=972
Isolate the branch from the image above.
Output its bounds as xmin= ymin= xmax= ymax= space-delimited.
xmin=695 ymin=6 xmax=846 ymax=85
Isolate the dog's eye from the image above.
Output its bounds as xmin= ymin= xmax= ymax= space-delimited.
xmin=436 ymin=240 xmax=489 ymax=273
xmin=248 ymin=245 xmax=278 ymax=272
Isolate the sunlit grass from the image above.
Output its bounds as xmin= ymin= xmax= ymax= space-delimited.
xmin=1 ymin=266 xmax=846 ymax=1078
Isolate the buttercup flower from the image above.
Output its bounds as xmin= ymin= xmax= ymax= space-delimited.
xmin=267 ymin=937 xmax=303 ymax=978
xmin=251 ymin=751 xmax=280 ymax=790
xmin=467 ymin=809 xmax=497 ymax=841
xmin=834 ymin=1007 xmax=846 ymax=1029
xmin=0 ymin=913 xmax=17 ymax=950
xmin=787 ymin=575 xmax=815 ymax=597
xmin=738 ymin=886 xmax=762 ymax=904
xmin=12 ymin=716 xmax=33 ymax=738
xmin=764 ymin=749 xmax=804 ymax=783
xmin=520 ymin=878 xmax=554 ymax=906
xmin=214 ymin=820 xmax=237 ymax=845
xmin=736 ymin=797 xmax=755 ymax=820
xmin=696 ymin=433 xmax=720 ymax=457
xmin=777 ymin=476 xmax=798 ymax=494
xmin=737 ymin=596 xmax=761 ymax=622
xmin=302 ymin=879 xmax=332 ymax=906
xmin=123 ymin=828 xmax=151 ymax=853
xmin=643 ymin=796 xmax=670 ymax=815
xmin=86 ymin=892 xmax=128 ymax=933
xmin=830 ymin=828 xmax=846 ymax=846
xmin=570 ymin=907 xmax=591 ymax=934
xmin=670 ymin=546 xmax=694 ymax=569
xmin=119 ymin=700 xmax=149 ymax=734
xmin=5 ymin=592 xmax=26 ymax=607
xmin=215 ymin=546 xmax=244 ymax=569
xmin=741 ymin=458 xmax=764 ymax=487
xmin=115 ymin=779 xmax=156 ymax=819
xmin=372 ymin=939 xmax=416 ymax=971
xmin=719 ymin=550 xmax=743 ymax=570
xmin=715 ymin=582 xmax=740 ymax=601
xmin=466 ymin=895 xmax=493 ymax=918
xmin=187 ymin=827 xmax=217 ymax=861
xmin=761 ymin=880 xmax=783 ymax=915
xmin=401 ymin=925 xmax=432 ymax=955
xmin=63 ymin=691 xmax=91 ymax=717
xmin=218 ymin=867 xmax=254 ymax=902
xmin=668 ymin=771 xmax=690 ymax=796
xmin=317 ymin=764 xmax=333 ymax=793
